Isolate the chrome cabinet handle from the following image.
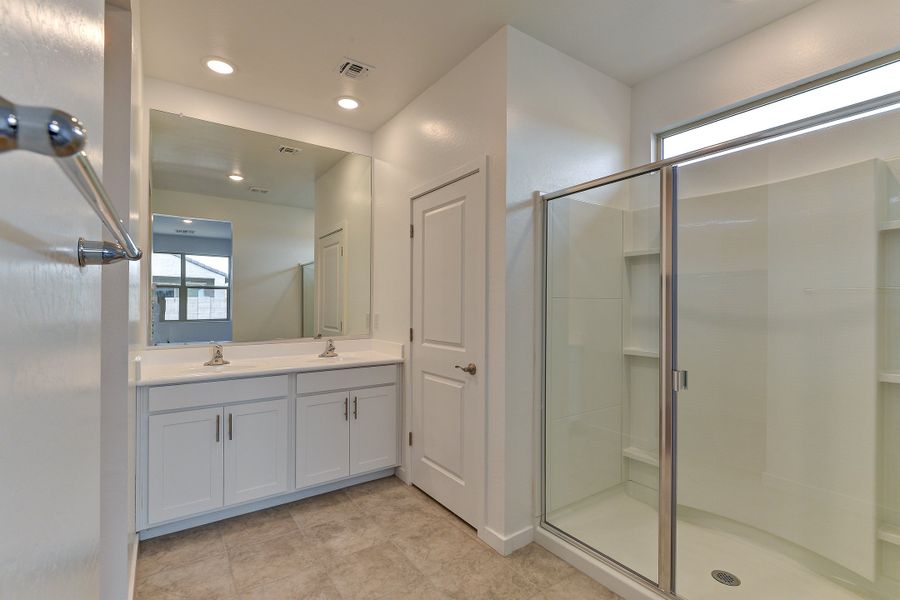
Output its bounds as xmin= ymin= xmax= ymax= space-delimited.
xmin=344 ymin=397 xmax=348 ymax=421
xmin=215 ymin=414 xmax=220 ymax=442
xmin=353 ymin=396 xmax=358 ymax=420
xmin=228 ymin=413 xmax=233 ymax=441
xmin=455 ymin=363 xmax=477 ymax=376
xmin=0 ymin=95 xmax=143 ymax=266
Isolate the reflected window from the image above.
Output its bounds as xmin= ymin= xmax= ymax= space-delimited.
xmin=151 ymin=251 xmax=231 ymax=321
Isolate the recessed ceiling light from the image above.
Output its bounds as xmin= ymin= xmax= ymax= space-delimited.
xmin=206 ymin=58 xmax=235 ymax=75
xmin=337 ymin=97 xmax=360 ymax=110
xmin=182 ymin=219 xmax=193 ymax=224
xmin=228 ymin=173 xmax=244 ymax=182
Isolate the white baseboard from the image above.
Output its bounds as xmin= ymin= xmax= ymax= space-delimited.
xmin=395 ymin=466 xmax=410 ymax=484
xmin=534 ymin=526 xmax=662 ymax=600
xmin=479 ymin=524 xmax=534 ymax=556
xmin=127 ymin=535 xmax=138 ymax=600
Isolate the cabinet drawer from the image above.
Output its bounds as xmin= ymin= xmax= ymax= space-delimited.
xmin=149 ymin=375 xmax=289 ymax=412
xmin=297 ymin=365 xmax=396 ymax=395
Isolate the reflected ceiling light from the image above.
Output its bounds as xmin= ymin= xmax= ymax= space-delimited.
xmin=182 ymin=219 xmax=193 ymax=224
xmin=206 ymin=58 xmax=235 ymax=75
xmin=228 ymin=173 xmax=244 ymax=182
xmin=337 ymin=96 xmax=360 ymax=110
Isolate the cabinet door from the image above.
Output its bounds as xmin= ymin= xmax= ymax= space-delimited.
xmin=224 ymin=398 xmax=289 ymax=506
xmin=350 ymin=385 xmax=399 ymax=476
xmin=297 ymin=391 xmax=350 ymax=488
xmin=148 ymin=407 xmax=224 ymax=524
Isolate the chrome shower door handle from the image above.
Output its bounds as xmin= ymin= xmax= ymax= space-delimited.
xmin=454 ymin=363 xmax=477 ymax=376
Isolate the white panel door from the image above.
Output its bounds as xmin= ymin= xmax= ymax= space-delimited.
xmin=148 ymin=408 xmax=224 ymax=524
xmin=350 ymin=385 xmax=399 ymax=476
xmin=317 ymin=229 xmax=345 ymax=336
xmin=296 ymin=391 xmax=350 ymax=488
xmin=411 ymin=167 xmax=486 ymax=527
xmin=224 ymin=398 xmax=289 ymax=505
xmin=0 ymin=1 xmax=105 ymax=597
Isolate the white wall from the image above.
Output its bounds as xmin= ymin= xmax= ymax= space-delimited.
xmin=152 ymin=190 xmax=314 ymax=343
xmin=505 ymin=28 xmax=631 ymax=535
xmin=630 ymin=0 xmax=900 ymax=166
xmin=315 ymin=153 xmax=373 ymax=337
xmin=373 ymin=25 xmax=631 ymax=549
xmin=372 ymin=27 xmax=509 ymax=542
xmin=0 ymin=0 xmax=104 ymax=597
xmin=101 ymin=3 xmax=140 ymax=597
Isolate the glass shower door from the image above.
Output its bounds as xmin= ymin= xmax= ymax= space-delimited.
xmin=543 ymin=171 xmax=662 ymax=584
xmin=673 ymin=104 xmax=900 ymax=600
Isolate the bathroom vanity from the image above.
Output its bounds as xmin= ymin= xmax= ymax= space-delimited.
xmin=134 ymin=345 xmax=403 ymax=538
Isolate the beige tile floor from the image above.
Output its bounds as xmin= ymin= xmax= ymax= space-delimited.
xmin=135 ymin=476 xmax=622 ymax=600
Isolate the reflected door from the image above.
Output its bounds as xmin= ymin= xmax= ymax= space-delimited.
xmin=317 ymin=229 xmax=344 ymax=336
xmin=411 ymin=168 xmax=486 ymax=527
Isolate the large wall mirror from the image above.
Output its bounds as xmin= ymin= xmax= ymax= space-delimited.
xmin=148 ymin=110 xmax=372 ymax=345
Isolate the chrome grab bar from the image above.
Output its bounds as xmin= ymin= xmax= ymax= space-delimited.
xmin=0 ymin=95 xmax=142 ymax=266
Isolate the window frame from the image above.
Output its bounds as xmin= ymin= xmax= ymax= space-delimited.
xmin=152 ymin=252 xmax=232 ymax=323
xmin=655 ymin=49 xmax=900 ymax=161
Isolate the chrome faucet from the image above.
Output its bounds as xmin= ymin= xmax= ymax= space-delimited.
xmin=319 ymin=338 xmax=337 ymax=358
xmin=204 ymin=343 xmax=230 ymax=366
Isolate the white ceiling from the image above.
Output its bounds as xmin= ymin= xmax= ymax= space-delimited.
xmin=150 ymin=110 xmax=351 ymax=209
xmin=141 ymin=0 xmax=818 ymax=132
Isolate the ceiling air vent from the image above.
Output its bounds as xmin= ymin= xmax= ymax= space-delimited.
xmin=278 ymin=145 xmax=302 ymax=155
xmin=336 ymin=58 xmax=374 ymax=80
xmin=248 ymin=186 xmax=270 ymax=194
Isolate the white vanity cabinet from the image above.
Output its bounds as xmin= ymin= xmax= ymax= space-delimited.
xmin=296 ymin=391 xmax=351 ymax=488
xmin=138 ymin=362 xmax=400 ymax=535
xmin=148 ymin=406 xmax=225 ymax=524
xmin=143 ymin=376 xmax=290 ymax=526
xmin=296 ymin=365 xmax=399 ymax=489
xmin=224 ymin=398 xmax=289 ymax=505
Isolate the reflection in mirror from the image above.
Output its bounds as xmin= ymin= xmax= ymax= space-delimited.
xmin=148 ymin=110 xmax=371 ymax=345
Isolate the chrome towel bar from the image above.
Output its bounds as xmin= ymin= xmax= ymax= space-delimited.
xmin=0 ymin=95 xmax=142 ymax=266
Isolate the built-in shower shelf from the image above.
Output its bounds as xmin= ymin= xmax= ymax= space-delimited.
xmin=623 ymin=347 xmax=659 ymax=358
xmin=878 ymin=524 xmax=900 ymax=546
xmin=879 ymin=372 xmax=900 ymax=384
xmin=624 ymin=248 xmax=660 ymax=258
xmin=623 ymin=446 xmax=659 ymax=467
xmin=879 ymin=220 xmax=900 ymax=232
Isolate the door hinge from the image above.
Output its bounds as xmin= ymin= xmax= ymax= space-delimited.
xmin=410 ymin=224 xmax=414 ymax=238
xmin=409 ymin=327 xmax=413 ymax=342
xmin=408 ymin=431 xmax=413 ymax=446
xmin=673 ymin=369 xmax=688 ymax=392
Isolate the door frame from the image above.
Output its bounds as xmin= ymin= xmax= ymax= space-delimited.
xmin=407 ymin=157 xmax=488 ymax=531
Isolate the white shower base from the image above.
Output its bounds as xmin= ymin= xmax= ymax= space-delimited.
xmin=549 ymin=488 xmax=876 ymax=600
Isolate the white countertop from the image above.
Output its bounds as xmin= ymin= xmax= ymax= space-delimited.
xmin=135 ymin=341 xmax=404 ymax=386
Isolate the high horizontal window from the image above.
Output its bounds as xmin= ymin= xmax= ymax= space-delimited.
xmin=659 ymin=53 xmax=900 ymax=160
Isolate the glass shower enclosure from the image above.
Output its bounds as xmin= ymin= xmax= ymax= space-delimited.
xmin=541 ymin=91 xmax=900 ymax=600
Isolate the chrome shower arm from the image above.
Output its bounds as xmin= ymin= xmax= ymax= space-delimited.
xmin=0 ymin=95 xmax=142 ymax=265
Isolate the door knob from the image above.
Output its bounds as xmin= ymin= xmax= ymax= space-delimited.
xmin=455 ymin=363 xmax=477 ymax=375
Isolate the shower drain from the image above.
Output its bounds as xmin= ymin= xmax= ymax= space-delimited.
xmin=711 ymin=570 xmax=741 ymax=587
